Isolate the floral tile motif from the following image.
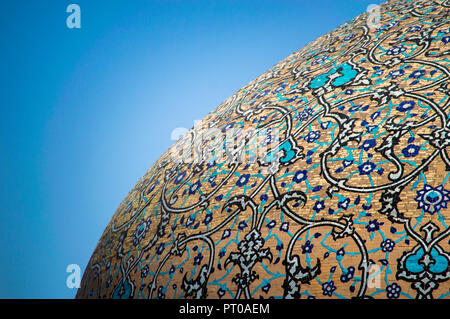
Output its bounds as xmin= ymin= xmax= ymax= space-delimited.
xmin=77 ymin=0 xmax=450 ymax=299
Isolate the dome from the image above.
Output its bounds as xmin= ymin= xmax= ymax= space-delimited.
xmin=77 ymin=0 xmax=450 ymax=299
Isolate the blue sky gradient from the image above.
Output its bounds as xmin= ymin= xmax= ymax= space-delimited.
xmin=0 ymin=0 xmax=383 ymax=298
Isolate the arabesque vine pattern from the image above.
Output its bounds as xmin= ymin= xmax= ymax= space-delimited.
xmin=77 ymin=0 xmax=450 ymax=299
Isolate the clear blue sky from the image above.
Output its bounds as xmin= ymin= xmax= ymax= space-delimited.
xmin=0 ymin=0 xmax=384 ymax=298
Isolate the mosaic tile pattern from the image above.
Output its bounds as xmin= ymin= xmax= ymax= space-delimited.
xmin=77 ymin=0 xmax=450 ymax=299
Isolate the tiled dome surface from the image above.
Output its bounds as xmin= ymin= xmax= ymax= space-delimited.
xmin=77 ymin=0 xmax=450 ymax=299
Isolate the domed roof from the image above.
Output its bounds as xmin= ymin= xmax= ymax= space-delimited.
xmin=77 ymin=0 xmax=450 ymax=299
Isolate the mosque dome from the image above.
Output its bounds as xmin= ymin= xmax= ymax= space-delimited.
xmin=77 ymin=0 xmax=450 ymax=299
